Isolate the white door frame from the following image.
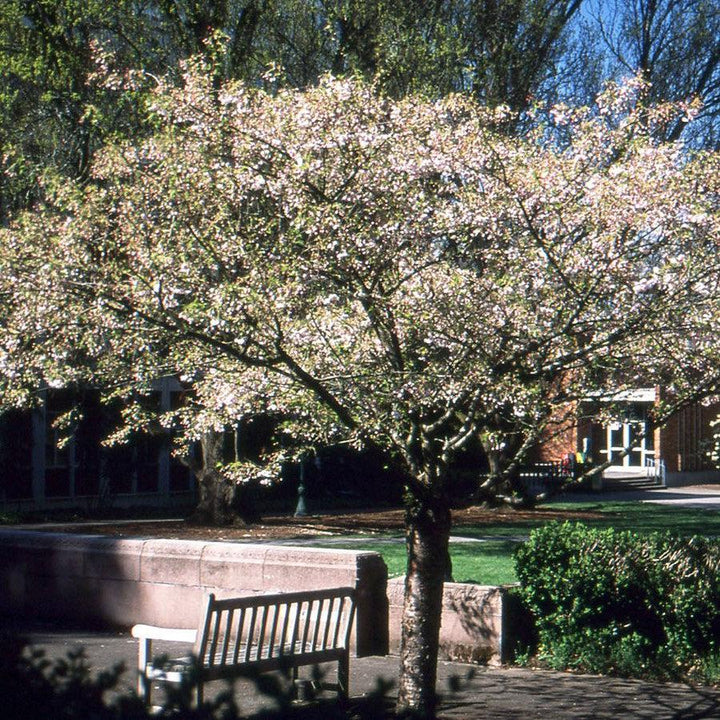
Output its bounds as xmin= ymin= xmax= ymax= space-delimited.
xmin=602 ymin=406 xmax=655 ymax=467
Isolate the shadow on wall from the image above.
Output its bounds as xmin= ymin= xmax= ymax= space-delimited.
xmin=445 ymin=585 xmax=534 ymax=665
xmin=386 ymin=579 xmax=531 ymax=665
xmin=0 ymin=531 xmax=144 ymax=627
xmin=0 ymin=530 xmax=389 ymax=658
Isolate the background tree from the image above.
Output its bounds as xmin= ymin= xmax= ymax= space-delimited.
xmin=0 ymin=0 xmax=594 ymax=222
xmin=578 ymin=0 xmax=720 ymax=145
xmin=0 ymin=0 xmax=160 ymax=220
xmin=4 ymin=0 xmax=720 ymax=224
xmin=2 ymin=68 xmax=719 ymax=715
xmin=454 ymin=0 xmax=583 ymax=110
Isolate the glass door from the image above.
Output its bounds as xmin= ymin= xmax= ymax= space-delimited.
xmin=601 ymin=404 xmax=654 ymax=467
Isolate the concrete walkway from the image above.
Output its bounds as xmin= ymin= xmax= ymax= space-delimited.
xmin=6 ymin=619 xmax=720 ymax=719
xmin=556 ymin=483 xmax=720 ymax=508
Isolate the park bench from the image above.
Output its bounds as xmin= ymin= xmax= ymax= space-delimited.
xmin=131 ymin=586 xmax=356 ymax=707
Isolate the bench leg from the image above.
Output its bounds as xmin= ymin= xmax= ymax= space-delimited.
xmin=337 ymin=654 xmax=349 ymax=699
xmin=137 ymin=638 xmax=152 ymax=706
xmin=194 ymin=679 xmax=204 ymax=707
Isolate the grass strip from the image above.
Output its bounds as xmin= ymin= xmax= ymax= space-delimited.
xmin=315 ymin=500 xmax=720 ymax=585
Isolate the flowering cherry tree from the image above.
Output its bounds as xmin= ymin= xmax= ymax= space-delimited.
xmin=2 ymin=64 xmax=719 ymax=715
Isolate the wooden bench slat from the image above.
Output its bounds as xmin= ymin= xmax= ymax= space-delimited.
xmin=289 ymin=600 xmax=302 ymax=654
xmin=278 ymin=601 xmax=292 ymax=654
xmin=257 ymin=605 xmax=269 ymax=660
xmin=311 ymin=597 xmax=324 ymax=651
xmin=244 ymin=606 xmax=257 ymax=663
xmin=232 ymin=606 xmax=245 ymax=665
xmin=301 ymin=598 xmax=313 ymax=653
xmin=219 ymin=608 xmax=233 ymax=665
xmin=208 ymin=609 xmax=221 ymax=668
xmin=332 ymin=597 xmax=343 ymax=649
xmin=322 ymin=597 xmax=336 ymax=650
xmin=268 ymin=604 xmax=280 ymax=659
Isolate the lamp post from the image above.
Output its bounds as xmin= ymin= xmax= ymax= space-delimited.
xmin=294 ymin=456 xmax=308 ymax=517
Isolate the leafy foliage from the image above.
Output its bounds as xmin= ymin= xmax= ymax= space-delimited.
xmin=515 ymin=522 xmax=720 ymax=681
xmin=0 ymin=632 xmax=391 ymax=719
xmin=0 ymin=633 xmax=133 ymax=720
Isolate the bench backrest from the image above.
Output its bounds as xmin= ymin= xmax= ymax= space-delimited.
xmin=194 ymin=587 xmax=356 ymax=669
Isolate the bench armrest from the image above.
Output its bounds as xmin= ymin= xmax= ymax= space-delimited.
xmin=132 ymin=624 xmax=197 ymax=699
xmin=131 ymin=624 xmax=197 ymax=643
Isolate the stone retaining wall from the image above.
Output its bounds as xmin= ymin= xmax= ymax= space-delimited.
xmin=387 ymin=578 xmax=523 ymax=665
xmin=0 ymin=530 xmax=388 ymax=657
xmin=0 ymin=530 xmax=522 ymax=664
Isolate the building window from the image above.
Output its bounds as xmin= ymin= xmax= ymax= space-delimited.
xmin=0 ymin=410 xmax=33 ymax=500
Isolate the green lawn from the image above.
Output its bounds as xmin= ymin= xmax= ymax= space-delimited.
xmin=314 ymin=499 xmax=720 ymax=585
xmin=318 ymin=537 xmax=519 ymax=585
xmin=547 ymin=499 xmax=720 ymax=536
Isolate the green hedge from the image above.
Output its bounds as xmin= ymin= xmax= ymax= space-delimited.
xmin=514 ymin=522 xmax=720 ymax=681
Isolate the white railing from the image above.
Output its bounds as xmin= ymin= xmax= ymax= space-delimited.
xmin=645 ymin=457 xmax=666 ymax=486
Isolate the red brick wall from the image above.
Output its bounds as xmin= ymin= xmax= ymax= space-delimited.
xmin=661 ymin=401 xmax=720 ymax=473
xmin=534 ymin=413 xmax=578 ymax=463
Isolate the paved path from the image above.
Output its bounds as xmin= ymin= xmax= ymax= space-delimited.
xmin=556 ymin=483 xmax=720 ymax=508
xmin=637 ymin=484 xmax=720 ymax=508
xmin=6 ymin=484 xmax=720 ymax=717
xmin=5 ymin=620 xmax=720 ymax=719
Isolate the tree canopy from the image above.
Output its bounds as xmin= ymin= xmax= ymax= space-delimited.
xmin=1 ymin=64 xmax=719 ymax=713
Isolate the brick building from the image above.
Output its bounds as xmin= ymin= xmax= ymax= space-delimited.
xmin=537 ymin=388 xmax=720 ymax=485
xmin=0 ymin=378 xmax=195 ymax=512
xmin=2 ymin=381 xmax=719 ymax=512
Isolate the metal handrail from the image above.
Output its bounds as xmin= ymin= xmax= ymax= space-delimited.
xmin=645 ymin=457 xmax=666 ymax=485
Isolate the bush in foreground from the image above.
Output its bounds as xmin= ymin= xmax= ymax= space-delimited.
xmin=0 ymin=632 xmax=392 ymax=720
xmin=514 ymin=522 xmax=720 ymax=682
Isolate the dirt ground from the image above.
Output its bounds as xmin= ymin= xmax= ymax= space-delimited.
xmin=58 ymin=504 xmax=600 ymax=541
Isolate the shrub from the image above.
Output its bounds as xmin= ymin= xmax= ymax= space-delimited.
xmin=0 ymin=632 xmax=136 ymax=720
xmin=514 ymin=522 xmax=720 ymax=680
xmin=0 ymin=632 xmax=391 ymax=719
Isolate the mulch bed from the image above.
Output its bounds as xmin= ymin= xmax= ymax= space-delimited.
xmin=53 ymin=504 xmax=601 ymax=541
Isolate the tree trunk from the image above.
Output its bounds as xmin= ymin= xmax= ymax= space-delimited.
xmin=396 ymin=491 xmax=452 ymax=719
xmin=190 ymin=429 xmax=238 ymax=526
